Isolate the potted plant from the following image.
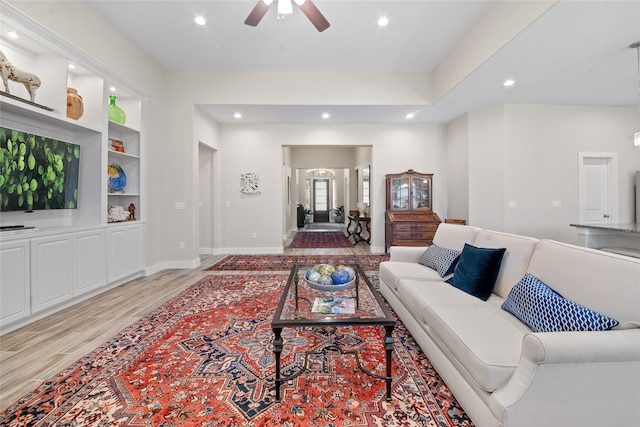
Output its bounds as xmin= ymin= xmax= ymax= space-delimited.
xmin=304 ymin=207 xmax=313 ymax=224
xmin=331 ymin=205 xmax=345 ymax=223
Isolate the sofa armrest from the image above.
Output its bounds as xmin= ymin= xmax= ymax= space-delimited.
xmin=389 ymin=246 xmax=429 ymax=263
xmin=490 ymin=329 xmax=640 ymax=426
xmin=521 ymin=329 xmax=640 ymax=364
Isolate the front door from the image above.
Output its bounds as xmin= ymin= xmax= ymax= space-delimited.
xmin=313 ymin=179 xmax=329 ymax=223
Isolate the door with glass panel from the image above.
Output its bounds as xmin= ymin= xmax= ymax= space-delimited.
xmin=313 ymin=179 xmax=329 ymax=222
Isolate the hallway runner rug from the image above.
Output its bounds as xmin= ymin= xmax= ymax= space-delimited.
xmin=1 ymin=273 xmax=472 ymax=427
xmin=289 ymin=231 xmax=353 ymax=248
xmin=207 ymin=254 xmax=390 ymax=272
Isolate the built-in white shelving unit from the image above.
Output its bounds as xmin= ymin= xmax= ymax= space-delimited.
xmin=0 ymin=3 xmax=147 ymax=334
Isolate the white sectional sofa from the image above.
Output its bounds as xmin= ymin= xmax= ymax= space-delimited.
xmin=379 ymin=223 xmax=640 ymax=427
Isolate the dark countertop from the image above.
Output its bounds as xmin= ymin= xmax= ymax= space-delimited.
xmin=570 ymin=223 xmax=640 ymax=234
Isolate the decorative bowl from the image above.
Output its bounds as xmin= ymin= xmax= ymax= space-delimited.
xmin=304 ymin=277 xmax=356 ymax=292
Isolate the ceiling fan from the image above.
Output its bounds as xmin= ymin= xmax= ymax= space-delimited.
xmin=244 ymin=0 xmax=330 ymax=32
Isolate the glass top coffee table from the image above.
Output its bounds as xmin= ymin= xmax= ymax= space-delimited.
xmin=271 ymin=264 xmax=395 ymax=401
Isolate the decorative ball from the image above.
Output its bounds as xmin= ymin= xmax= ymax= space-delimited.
xmin=332 ymin=269 xmax=351 ymax=285
xmin=307 ymin=271 xmax=321 ymax=283
xmin=317 ymin=264 xmax=335 ymax=276
xmin=318 ymin=274 xmax=334 ymax=286
xmin=343 ymin=266 xmax=356 ymax=280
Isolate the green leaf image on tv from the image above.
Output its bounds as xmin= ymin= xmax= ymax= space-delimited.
xmin=0 ymin=127 xmax=80 ymax=212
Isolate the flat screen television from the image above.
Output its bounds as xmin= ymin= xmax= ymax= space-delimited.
xmin=0 ymin=126 xmax=80 ymax=212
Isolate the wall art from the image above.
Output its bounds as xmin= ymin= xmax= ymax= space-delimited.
xmin=240 ymin=172 xmax=260 ymax=194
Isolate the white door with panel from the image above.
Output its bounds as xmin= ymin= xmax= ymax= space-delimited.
xmin=0 ymin=240 xmax=30 ymax=325
xmin=578 ymin=153 xmax=618 ymax=224
xmin=73 ymin=230 xmax=106 ymax=295
xmin=107 ymin=224 xmax=144 ymax=284
xmin=30 ymin=235 xmax=73 ymax=313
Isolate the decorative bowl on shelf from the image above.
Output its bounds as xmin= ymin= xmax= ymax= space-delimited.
xmin=303 ymin=264 xmax=356 ymax=291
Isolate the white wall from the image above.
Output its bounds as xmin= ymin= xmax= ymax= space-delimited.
xmin=217 ymin=124 xmax=447 ymax=254
xmin=503 ymin=104 xmax=639 ymax=242
xmin=468 ymin=105 xmax=506 ymax=231
xmin=459 ymin=104 xmax=639 ymax=243
xmin=446 ymin=115 xmax=470 ymax=221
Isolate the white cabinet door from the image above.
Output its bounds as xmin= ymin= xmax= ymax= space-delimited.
xmin=31 ymin=235 xmax=73 ymax=313
xmin=106 ymin=224 xmax=144 ymax=284
xmin=129 ymin=224 xmax=145 ymax=274
xmin=73 ymin=230 xmax=106 ymax=295
xmin=0 ymin=240 xmax=30 ymax=326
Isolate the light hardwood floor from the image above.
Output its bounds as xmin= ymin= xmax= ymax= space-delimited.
xmin=0 ymin=230 xmax=373 ymax=410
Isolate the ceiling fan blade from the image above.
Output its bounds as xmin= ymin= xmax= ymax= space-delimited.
xmin=245 ymin=1 xmax=271 ymax=27
xmin=298 ymin=0 xmax=330 ymax=32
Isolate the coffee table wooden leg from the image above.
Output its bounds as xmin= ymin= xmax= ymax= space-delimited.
xmin=273 ymin=327 xmax=283 ymax=401
xmin=384 ymin=325 xmax=395 ymax=401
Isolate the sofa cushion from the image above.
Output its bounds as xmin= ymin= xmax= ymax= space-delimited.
xmin=418 ymin=244 xmax=461 ymax=277
xmin=396 ymin=279 xmax=528 ymax=392
xmin=502 ymin=273 xmax=620 ymax=332
xmin=471 ymin=230 xmax=539 ymax=299
xmin=379 ymin=261 xmax=442 ymax=290
xmin=446 ymin=244 xmax=506 ymax=301
xmin=526 ymin=239 xmax=640 ymax=326
xmin=432 ymin=223 xmax=480 ymax=251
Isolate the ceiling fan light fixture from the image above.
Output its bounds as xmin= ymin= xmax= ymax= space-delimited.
xmin=278 ymin=0 xmax=293 ymax=15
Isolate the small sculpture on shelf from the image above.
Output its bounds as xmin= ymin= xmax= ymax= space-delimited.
xmin=128 ymin=203 xmax=136 ymax=221
xmin=0 ymin=49 xmax=41 ymax=103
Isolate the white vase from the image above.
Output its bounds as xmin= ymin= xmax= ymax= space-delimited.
xmin=356 ymin=202 xmax=367 ymax=217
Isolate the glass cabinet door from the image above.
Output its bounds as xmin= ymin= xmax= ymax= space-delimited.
xmin=390 ymin=177 xmax=410 ymax=210
xmin=412 ymin=175 xmax=431 ymax=209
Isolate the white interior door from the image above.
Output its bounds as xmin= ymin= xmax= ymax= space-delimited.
xmin=578 ymin=153 xmax=618 ymax=224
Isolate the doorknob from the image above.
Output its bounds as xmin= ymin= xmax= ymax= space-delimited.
xmin=603 ymin=214 xmax=610 ymax=218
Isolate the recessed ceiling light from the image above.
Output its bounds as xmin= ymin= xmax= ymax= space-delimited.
xmin=68 ymin=63 xmax=76 ymax=70
xmin=234 ymin=112 xmax=242 ymax=119
xmin=109 ymin=86 xmax=117 ymax=92
xmin=378 ymin=17 xmax=389 ymax=27
xmin=7 ymin=30 xmax=18 ymax=39
xmin=503 ymin=79 xmax=515 ymax=87
xmin=406 ymin=112 xmax=415 ymax=119
xmin=322 ymin=113 xmax=330 ymax=119
xmin=195 ymin=16 xmax=206 ymax=26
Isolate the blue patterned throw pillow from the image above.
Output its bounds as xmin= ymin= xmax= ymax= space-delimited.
xmin=502 ymin=273 xmax=619 ymax=332
xmin=418 ymin=244 xmax=462 ymax=277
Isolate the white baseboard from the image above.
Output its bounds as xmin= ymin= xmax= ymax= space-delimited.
xmin=222 ymin=246 xmax=284 ymax=255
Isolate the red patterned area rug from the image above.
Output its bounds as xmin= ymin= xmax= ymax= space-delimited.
xmin=206 ymin=254 xmax=390 ymax=272
xmin=1 ymin=273 xmax=472 ymax=427
xmin=289 ymin=231 xmax=353 ymax=248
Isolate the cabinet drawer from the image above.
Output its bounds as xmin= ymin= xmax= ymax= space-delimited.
xmin=394 ymin=231 xmax=435 ymax=240
xmin=393 ymin=223 xmax=438 ymax=232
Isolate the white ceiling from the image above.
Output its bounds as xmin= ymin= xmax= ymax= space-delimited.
xmin=84 ymin=0 xmax=640 ymax=124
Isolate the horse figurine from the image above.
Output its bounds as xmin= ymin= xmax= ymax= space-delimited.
xmin=0 ymin=49 xmax=41 ymax=103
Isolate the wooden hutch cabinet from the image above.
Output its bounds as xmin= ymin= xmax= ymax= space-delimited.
xmin=385 ymin=170 xmax=441 ymax=252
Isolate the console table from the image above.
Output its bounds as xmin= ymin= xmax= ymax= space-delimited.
xmin=347 ymin=215 xmax=371 ymax=245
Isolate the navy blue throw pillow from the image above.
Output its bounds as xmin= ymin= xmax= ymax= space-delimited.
xmin=446 ymin=243 xmax=506 ymax=301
